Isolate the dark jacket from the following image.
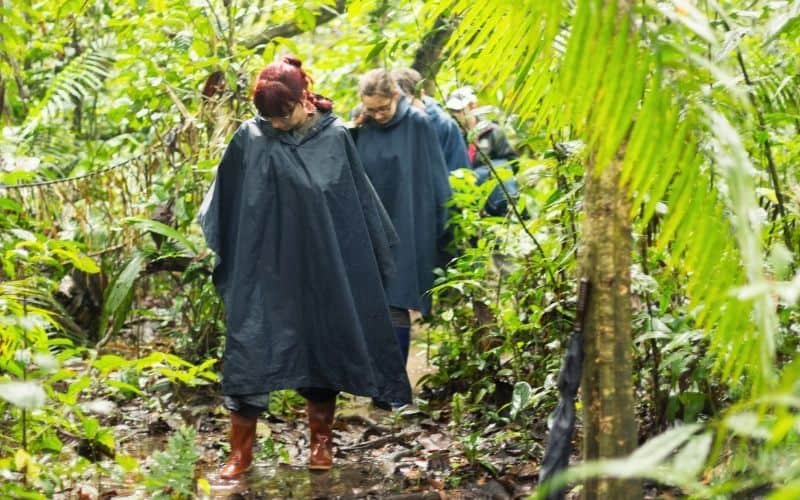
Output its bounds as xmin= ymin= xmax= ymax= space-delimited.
xmin=422 ymin=96 xmax=470 ymax=172
xmin=468 ymin=120 xmax=518 ymax=168
xmin=468 ymin=121 xmax=520 ymax=216
xmin=355 ymin=97 xmax=452 ymax=315
xmin=199 ymin=111 xmax=412 ymax=404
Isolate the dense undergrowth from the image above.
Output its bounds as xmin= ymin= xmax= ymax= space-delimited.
xmin=2 ymin=0 xmax=800 ymax=498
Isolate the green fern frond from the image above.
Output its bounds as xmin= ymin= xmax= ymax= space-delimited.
xmin=20 ymin=38 xmax=115 ymax=139
xmin=755 ymin=73 xmax=800 ymax=117
xmin=763 ymin=0 xmax=800 ymax=45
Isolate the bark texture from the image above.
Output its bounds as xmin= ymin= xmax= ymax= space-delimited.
xmin=243 ymin=0 xmax=347 ymax=49
xmin=579 ymin=149 xmax=639 ymax=499
xmin=411 ymin=15 xmax=455 ymax=97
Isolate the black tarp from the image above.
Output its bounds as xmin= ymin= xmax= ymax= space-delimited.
xmin=539 ymin=279 xmax=590 ymax=499
xmin=199 ymin=111 xmax=412 ymax=405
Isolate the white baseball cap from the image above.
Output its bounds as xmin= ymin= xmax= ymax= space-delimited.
xmin=445 ymin=86 xmax=477 ymax=111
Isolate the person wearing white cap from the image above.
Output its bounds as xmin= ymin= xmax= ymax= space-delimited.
xmin=446 ymin=87 xmax=520 ymax=216
xmin=445 ymin=86 xmax=518 ymax=169
xmin=444 ymin=86 xmax=478 ymax=114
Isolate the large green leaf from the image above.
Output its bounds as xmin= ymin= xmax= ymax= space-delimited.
xmin=123 ymin=217 xmax=198 ymax=255
xmin=98 ymin=254 xmax=144 ymax=343
xmin=510 ymin=381 xmax=532 ymax=420
xmin=535 ymin=424 xmax=708 ymax=498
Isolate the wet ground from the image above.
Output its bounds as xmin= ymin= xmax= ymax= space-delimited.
xmin=61 ymin=333 xmax=539 ymax=499
xmin=197 ymin=336 xmax=446 ymax=499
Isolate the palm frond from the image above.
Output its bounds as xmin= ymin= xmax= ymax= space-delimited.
xmin=763 ymin=0 xmax=800 ymax=45
xmin=423 ymin=0 xmax=781 ymax=389
xmin=754 ymin=73 xmax=800 ymax=118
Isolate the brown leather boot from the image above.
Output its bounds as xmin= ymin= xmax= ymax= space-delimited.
xmin=220 ymin=412 xmax=257 ymax=479
xmin=307 ymin=398 xmax=336 ymax=470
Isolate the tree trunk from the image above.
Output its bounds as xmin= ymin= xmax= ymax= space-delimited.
xmin=411 ymin=15 xmax=455 ymax=97
xmin=579 ymin=147 xmax=638 ymax=499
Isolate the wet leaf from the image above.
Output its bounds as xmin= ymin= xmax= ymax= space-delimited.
xmin=366 ymin=39 xmax=388 ymax=60
xmin=671 ymin=431 xmax=712 ymax=479
xmin=510 ymin=381 xmax=532 ymax=420
xmin=115 ymin=454 xmax=139 ymax=472
xmin=123 ymin=216 xmax=197 ymax=255
xmin=626 ymin=423 xmax=702 ymax=470
xmin=198 ymin=477 xmax=211 ymax=494
xmin=93 ymin=354 xmax=130 ymax=374
xmin=99 ymin=254 xmax=144 ymax=341
xmin=51 ymin=248 xmax=100 ymax=273
xmin=0 ymin=381 xmax=46 ymax=409
xmin=107 ymin=380 xmax=144 ymax=396
xmin=97 ymin=429 xmax=115 ymax=451
xmin=15 ymin=449 xmax=31 ymax=470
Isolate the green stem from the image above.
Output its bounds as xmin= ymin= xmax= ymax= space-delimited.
xmin=21 ymin=297 xmax=29 ymax=453
xmin=721 ymin=18 xmax=793 ymax=252
xmin=474 ymin=147 xmax=557 ymax=288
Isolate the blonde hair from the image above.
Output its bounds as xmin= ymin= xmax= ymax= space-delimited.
xmin=358 ymin=69 xmax=399 ymax=98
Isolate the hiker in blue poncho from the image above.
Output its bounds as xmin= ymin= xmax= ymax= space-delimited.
xmin=199 ymin=57 xmax=411 ymax=477
xmin=353 ymin=69 xmax=452 ymax=400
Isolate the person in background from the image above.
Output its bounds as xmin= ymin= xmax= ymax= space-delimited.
xmin=199 ymin=56 xmax=411 ymax=477
xmin=445 ymin=86 xmax=518 ymax=170
xmin=446 ymin=86 xmax=520 ymax=216
xmin=392 ymin=68 xmax=470 ymax=172
xmin=354 ymin=69 xmax=451 ymax=404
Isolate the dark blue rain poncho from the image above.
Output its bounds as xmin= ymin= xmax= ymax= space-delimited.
xmin=355 ymin=96 xmax=452 ymax=315
xmin=422 ymin=96 xmax=470 ymax=172
xmin=199 ymin=111 xmax=412 ymax=405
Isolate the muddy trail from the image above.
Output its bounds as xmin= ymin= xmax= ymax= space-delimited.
xmin=74 ymin=336 xmax=540 ymax=499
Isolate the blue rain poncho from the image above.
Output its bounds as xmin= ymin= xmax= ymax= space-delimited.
xmin=199 ymin=111 xmax=412 ymax=404
xmin=355 ymin=97 xmax=452 ymax=315
xmin=422 ymin=96 xmax=470 ymax=172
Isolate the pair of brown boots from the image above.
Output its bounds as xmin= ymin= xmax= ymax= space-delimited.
xmin=219 ymin=399 xmax=336 ymax=479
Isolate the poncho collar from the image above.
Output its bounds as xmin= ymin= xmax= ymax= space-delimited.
xmin=256 ymin=111 xmax=337 ymax=147
xmin=374 ymin=95 xmax=411 ymax=130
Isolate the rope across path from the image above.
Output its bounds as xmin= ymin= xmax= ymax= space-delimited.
xmin=0 ymin=153 xmax=161 ymax=228
xmin=0 ymin=157 xmax=137 ymax=191
xmin=0 ymin=149 xmax=194 ymax=259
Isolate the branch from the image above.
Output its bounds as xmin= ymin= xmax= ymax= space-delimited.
xmin=339 ymin=430 xmax=421 ymax=452
xmin=242 ymin=0 xmax=347 ymax=49
xmin=143 ymin=256 xmax=206 ymax=275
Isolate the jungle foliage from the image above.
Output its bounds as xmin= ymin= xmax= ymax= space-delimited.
xmin=1 ymin=0 xmax=799 ymax=498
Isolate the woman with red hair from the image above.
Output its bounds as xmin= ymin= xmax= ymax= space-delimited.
xmin=199 ymin=56 xmax=411 ymax=477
